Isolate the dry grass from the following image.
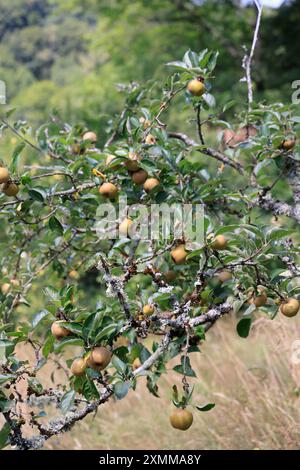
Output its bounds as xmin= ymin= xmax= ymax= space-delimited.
xmin=41 ymin=314 xmax=300 ymax=450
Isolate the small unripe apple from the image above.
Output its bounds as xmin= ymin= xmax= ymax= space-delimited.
xmin=69 ymin=269 xmax=80 ymax=280
xmin=131 ymin=169 xmax=148 ymax=185
xmin=139 ymin=117 xmax=151 ymax=129
xmin=132 ymin=357 xmax=141 ymax=370
xmin=280 ymin=298 xmax=300 ymax=317
xmin=171 ymin=244 xmax=187 ymax=264
xmin=187 ymin=79 xmax=205 ymax=97
xmin=0 ymin=167 xmax=10 ymax=184
xmin=51 ymin=321 xmax=70 ymax=340
xmin=125 ymin=152 xmax=140 ymax=172
xmin=217 ymin=270 xmax=232 ymax=283
xmin=164 ymin=270 xmax=177 ymax=282
xmin=89 ymin=346 xmax=112 ymax=370
xmin=119 ymin=218 xmax=133 ymax=237
xmin=251 ymin=290 xmax=268 ymax=307
xmin=99 ymin=182 xmax=118 ymax=198
xmin=170 ymin=408 xmax=193 ymax=431
xmin=82 ymin=131 xmax=97 ymax=143
xmin=145 ymin=134 xmax=156 ymax=145
xmin=211 ymin=235 xmax=227 ymax=251
xmin=143 ymin=304 xmax=154 ymax=316
xmin=1 ymin=283 xmax=11 ymax=295
xmin=143 ymin=178 xmax=160 ymax=192
xmin=282 ymin=139 xmax=296 ymax=151
xmin=71 ymin=143 xmax=82 ymax=155
xmin=71 ymin=358 xmax=87 ymax=377
xmin=10 ymin=278 xmax=19 ymax=288
xmin=3 ymin=182 xmax=19 ymax=197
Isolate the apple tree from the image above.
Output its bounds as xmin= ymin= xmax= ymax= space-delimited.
xmin=0 ymin=11 xmax=300 ymax=448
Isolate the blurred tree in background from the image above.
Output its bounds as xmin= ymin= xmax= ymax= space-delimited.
xmin=0 ymin=0 xmax=299 ymax=132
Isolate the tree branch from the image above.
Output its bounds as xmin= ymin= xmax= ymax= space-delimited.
xmin=242 ymin=0 xmax=263 ymax=109
xmin=168 ymin=131 xmax=244 ymax=173
xmin=252 ymin=192 xmax=300 ymax=224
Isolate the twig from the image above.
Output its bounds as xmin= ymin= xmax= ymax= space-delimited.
xmin=242 ymin=0 xmax=263 ymax=109
xmin=168 ymin=131 xmax=244 ymax=173
xmin=196 ymin=105 xmax=205 ymax=145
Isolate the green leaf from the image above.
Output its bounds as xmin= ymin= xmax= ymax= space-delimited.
xmin=151 ymin=291 xmax=172 ymax=303
xmin=242 ymin=304 xmax=257 ymax=317
xmin=236 ymin=318 xmax=252 ymax=338
xmin=0 ymin=422 xmax=10 ymax=449
xmin=215 ymin=224 xmax=239 ymax=235
xmin=27 ymin=378 xmax=43 ymax=394
xmin=202 ymin=93 xmax=216 ymax=108
xmin=28 ymin=188 xmax=45 ymax=202
xmin=114 ymin=380 xmax=131 ymax=400
xmin=240 ymin=224 xmax=264 ymax=240
xmin=83 ymin=312 xmax=102 ymax=342
xmin=165 ymin=61 xmax=188 ymax=71
xmin=194 ymin=326 xmax=205 ymax=341
xmin=0 ymin=391 xmax=10 ymax=413
xmin=186 ymin=247 xmax=205 ymax=260
xmin=206 ymin=51 xmax=219 ymax=72
xmin=0 ymin=374 xmax=16 ymax=385
xmin=10 ymin=141 xmax=25 ymax=173
xmin=140 ymin=344 xmax=151 ymax=363
xmin=61 ymin=390 xmax=76 ymax=414
xmin=196 ymin=403 xmax=215 ymax=412
xmin=183 ymin=49 xmax=201 ymax=68
xmin=82 ymin=378 xmax=100 ymax=400
xmin=111 ymin=355 xmax=127 ymax=374
xmin=0 ymin=339 xmax=15 ymax=359
xmin=94 ymin=323 xmax=118 ymax=343
xmin=173 ymin=356 xmax=196 ymax=377
xmin=232 ymin=299 xmax=246 ymax=314
xmin=42 ymin=334 xmax=55 ymax=358
xmin=32 ymin=310 xmax=51 ymax=328
xmin=54 ymin=337 xmax=84 ymax=354
xmin=222 ymin=101 xmax=236 ymax=112
xmin=43 ymin=286 xmax=60 ymax=302
xmin=172 ymin=384 xmax=179 ymax=402
xmin=146 ymin=374 xmax=160 ymax=398
xmin=49 ymin=216 xmax=64 ymax=235
xmin=266 ymin=228 xmax=294 ymax=242
xmin=58 ymin=322 xmax=83 ymax=336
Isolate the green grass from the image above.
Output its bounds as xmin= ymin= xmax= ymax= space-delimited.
xmin=37 ymin=314 xmax=300 ymax=450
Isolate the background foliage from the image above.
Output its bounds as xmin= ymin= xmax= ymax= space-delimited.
xmin=1 ymin=0 xmax=300 ymax=127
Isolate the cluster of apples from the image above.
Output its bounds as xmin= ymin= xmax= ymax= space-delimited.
xmin=169 ymin=235 xmax=300 ymax=319
xmin=247 ymin=287 xmax=299 ymax=317
xmin=95 ymin=76 xmax=206 ymax=201
xmin=0 ymin=166 xmax=19 ymax=197
xmin=51 ymin=320 xmax=112 ymax=376
xmin=170 ymin=234 xmax=228 ymax=265
xmin=99 ymin=148 xmax=160 ymax=200
xmin=1 ymin=278 xmax=19 ymax=295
